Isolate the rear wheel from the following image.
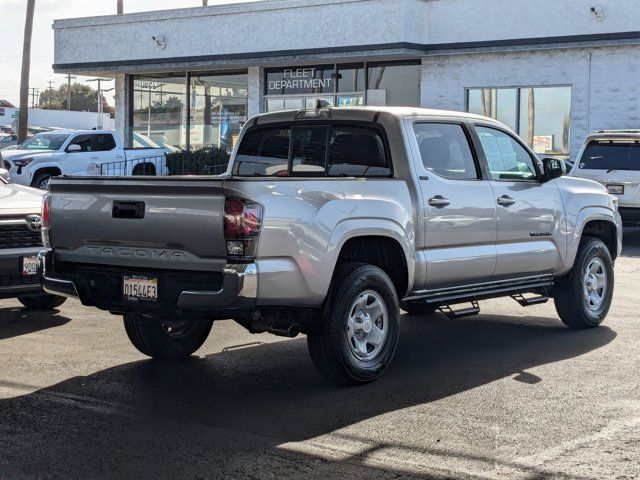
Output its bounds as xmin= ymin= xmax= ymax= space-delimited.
xmin=123 ymin=314 xmax=213 ymax=359
xmin=18 ymin=293 xmax=66 ymax=311
xmin=307 ymin=264 xmax=400 ymax=386
xmin=554 ymin=237 xmax=614 ymax=329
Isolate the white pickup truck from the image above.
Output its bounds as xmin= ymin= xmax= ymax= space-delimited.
xmin=1 ymin=130 xmax=166 ymax=189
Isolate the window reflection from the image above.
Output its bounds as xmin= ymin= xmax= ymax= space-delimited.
xmin=467 ymin=86 xmax=571 ymax=158
xmin=367 ymin=62 xmax=421 ymax=107
xmin=132 ymin=75 xmax=187 ymax=151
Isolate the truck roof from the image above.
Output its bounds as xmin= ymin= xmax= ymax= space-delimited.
xmin=585 ymin=130 xmax=640 ymax=141
xmin=250 ymin=106 xmax=503 ymax=127
xmin=33 ymin=129 xmax=116 ymax=136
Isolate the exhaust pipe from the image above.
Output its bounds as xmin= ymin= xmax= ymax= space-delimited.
xmin=268 ymin=322 xmax=301 ymax=338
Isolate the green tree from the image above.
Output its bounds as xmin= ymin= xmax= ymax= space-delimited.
xmin=38 ymin=83 xmax=115 ymax=118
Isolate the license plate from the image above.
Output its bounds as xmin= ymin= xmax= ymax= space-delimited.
xmin=123 ymin=275 xmax=158 ymax=303
xmin=607 ymin=184 xmax=624 ymax=195
xmin=22 ymin=256 xmax=38 ymax=276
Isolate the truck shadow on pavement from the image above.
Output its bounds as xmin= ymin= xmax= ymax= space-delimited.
xmin=0 ymin=313 xmax=616 ymax=478
xmin=0 ymin=306 xmax=70 ymax=340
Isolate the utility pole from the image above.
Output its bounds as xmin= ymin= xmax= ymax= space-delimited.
xmin=29 ymin=87 xmax=39 ymax=108
xmin=87 ymin=78 xmax=112 ymax=129
xmin=18 ymin=0 xmax=36 ymax=143
xmin=203 ymin=0 xmax=208 ymax=5
xmin=117 ymin=0 xmax=123 ymax=14
xmin=46 ymin=81 xmax=56 ymax=109
xmin=66 ymin=74 xmax=76 ymax=110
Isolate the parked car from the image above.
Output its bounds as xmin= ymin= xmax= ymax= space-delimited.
xmin=569 ymin=130 xmax=640 ymax=227
xmin=40 ymin=106 xmax=622 ymax=385
xmin=0 ymin=134 xmax=20 ymax=149
xmin=1 ymin=130 xmax=166 ymax=189
xmin=0 ymin=169 xmax=66 ymax=309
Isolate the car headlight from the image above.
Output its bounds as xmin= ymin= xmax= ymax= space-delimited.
xmin=13 ymin=158 xmax=34 ymax=167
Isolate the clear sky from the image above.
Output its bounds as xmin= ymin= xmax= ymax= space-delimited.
xmin=0 ymin=0 xmax=259 ymax=107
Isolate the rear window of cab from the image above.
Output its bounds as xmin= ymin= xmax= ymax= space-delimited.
xmin=232 ymin=123 xmax=392 ymax=177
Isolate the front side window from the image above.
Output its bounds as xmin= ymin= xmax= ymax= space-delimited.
xmin=413 ymin=123 xmax=478 ymax=180
xmin=68 ymin=134 xmax=93 ymax=152
xmin=475 ymin=126 xmax=538 ymax=181
xmin=578 ymin=141 xmax=640 ymax=171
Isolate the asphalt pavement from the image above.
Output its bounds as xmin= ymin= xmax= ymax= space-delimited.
xmin=0 ymin=231 xmax=639 ymax=479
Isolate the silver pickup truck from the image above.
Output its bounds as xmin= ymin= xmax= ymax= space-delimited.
xmin=40 ymin=107 xmax=622 ymax=385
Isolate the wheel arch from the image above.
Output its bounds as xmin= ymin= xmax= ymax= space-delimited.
xmin=31 ymin=166 xmax=62 ymax=186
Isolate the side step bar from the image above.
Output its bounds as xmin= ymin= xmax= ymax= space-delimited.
xmin=510 ymin=291 xmax=550 ymax=307
xmin=438 ymin=300 xmax=480 ymax=319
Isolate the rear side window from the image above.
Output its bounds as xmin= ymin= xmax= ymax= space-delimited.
xmin=95 ymin=134 xmax=116 ymax=151
xmin=413 ymin=123 xmax=478 ymax=180
xmin=232 ymin=123 xmax=391 ymax=177
xmin=578 ymin=141 xmax=640 ymax=171
xmin=327 ymin=126 xmax=390 ymax=176
xmin=233 ymin=128 xmax=291 ymax=176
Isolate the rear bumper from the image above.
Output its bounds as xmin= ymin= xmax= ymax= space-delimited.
xmin=39 ymin=250 xmax=257 ymax=315
xmin=618 ymin=207 xmax=640 ymax=226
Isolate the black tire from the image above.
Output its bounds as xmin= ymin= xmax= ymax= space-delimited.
xmin=400 ymin=301 xmax=438 ymax=316
xmin=32 ymin=172 xmax=54 ymax=190
xmin=18 ymin=293 xmax=66 ymax=311
xmin=123 ymin=314 xmax=213 ymax=359
xmin=307 ymin=263 xmax=400 ymax=386
xmin=554 ymin=237 xmax=614 ymax=329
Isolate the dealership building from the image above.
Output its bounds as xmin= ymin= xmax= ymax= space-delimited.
xmin=53 ymin=0 xmax=640 ymax=161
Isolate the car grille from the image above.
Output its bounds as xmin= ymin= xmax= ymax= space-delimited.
xmin=0 ymin=272 xmax=39 ymax=287
xmin=0 ymin=223 xmax=42 ymax=249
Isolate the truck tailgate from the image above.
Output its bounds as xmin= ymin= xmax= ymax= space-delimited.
xmin=49 ymin=178 xmax=227 ymax=272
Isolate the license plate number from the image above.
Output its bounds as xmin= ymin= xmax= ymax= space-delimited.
xmin=22 ymin=256 xmax=38 ymax=276
xmin=607 ymin=184 xmax=624 ymax=195
xmin=123 ymin=275 xmax=158 ymax=302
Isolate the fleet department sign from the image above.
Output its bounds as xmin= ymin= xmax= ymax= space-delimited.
xmin=266 ymin=66 xmax=335 ymax=95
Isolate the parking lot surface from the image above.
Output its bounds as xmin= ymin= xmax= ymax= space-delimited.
xmin=1 ymin=231 xmax=639 ymax=479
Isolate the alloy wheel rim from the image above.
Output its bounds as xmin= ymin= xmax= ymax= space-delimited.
xmin=345 ymin=290 xmax=389 ymax=362
xmin=583 ymin=257 xmax=607 ymax=312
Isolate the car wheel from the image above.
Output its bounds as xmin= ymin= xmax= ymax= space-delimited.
xmin=400 ymin=301 xmax=439 ymax=316
xmin=32 ymin=172 xmax=53 ymax=190
xmin=307 ymin=263 xmax=400 ymax=386
xmin=123 ymin=314 xmax=213 ymax=359
xmin=18 ymin=293 xmax=66 ymax=311
xmin=554 ymin=237 xmax=614 ymax=329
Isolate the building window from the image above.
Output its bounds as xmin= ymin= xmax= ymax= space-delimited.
xmin=466 ymin=86 xmax=572 ymax=159
xmin=189 ymin=73 xmax=248 ymax=153
xmin=132 ymin=75 xmax=187 ymax=151
xmin=131 ymin=72 xmax=248 ymax=154
xmin=264 ymin=60 xmax=420 ymax=112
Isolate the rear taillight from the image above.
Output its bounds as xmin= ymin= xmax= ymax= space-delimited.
xmin=224 ymin=197 xmax=263 ymax=259
xmin=42 ymin=193 xmax=51 ymax=246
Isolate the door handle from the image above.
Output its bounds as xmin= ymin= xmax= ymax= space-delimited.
xmin=89 ymin=156 xmax=99 ymax=160
xmin=497 ymin=195 xmax=516 ymax=207
xmin=428 ymin=195 xmax=450 ymax=208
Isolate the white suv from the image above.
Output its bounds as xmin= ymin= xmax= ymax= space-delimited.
xmin=570 ymin=130 xmax=640 ymax=227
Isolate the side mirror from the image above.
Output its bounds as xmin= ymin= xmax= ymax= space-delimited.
xmin=541 ymin=157 xmax=566 ymax=182
xmin=0 ymin=168 xmax=9 ymax=183
xmin=66 ymin=144 xmax=82 ymax=153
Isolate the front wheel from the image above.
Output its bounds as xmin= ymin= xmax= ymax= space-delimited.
xmin=18 ymin=293 xmax=66 ymax=311
xmin=554 ymin=237 xmax=614 ymax=329
xmin=307 ymin=264 xmax=400 ymax=386
xmin=32 ymin=172 xmax=53 ymax=190
xmin=123 ymin=314 xmax=213 ymax=359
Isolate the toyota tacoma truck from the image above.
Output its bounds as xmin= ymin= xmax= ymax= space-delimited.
xmin=0 ymin=169 xmax=66 ymax=309
xmin=1 ymin=130 xmax=166 ymax=189
xmin=39 ymin=107 xmax=622 ymax=385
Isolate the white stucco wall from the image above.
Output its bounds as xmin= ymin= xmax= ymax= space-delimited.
xmin=420 ymin=45 xmax=640 ymax=161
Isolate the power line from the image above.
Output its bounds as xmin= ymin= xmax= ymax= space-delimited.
xmin=46 ymin=80 xmax=56 ymax=109
xmin=66 ymin=74 xmax=76 ymax=110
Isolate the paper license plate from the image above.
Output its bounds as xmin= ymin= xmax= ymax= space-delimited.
xmin=607 ymin=184 xmax=624 ymax=195
xmin=22 ymin=256 xmax=38 ymax=276
xmin=123 ymin=275 xmax=158 ymax=302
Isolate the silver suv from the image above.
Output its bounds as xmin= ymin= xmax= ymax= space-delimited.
xmin=41 ymin=107 xmax=622 ymax=385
